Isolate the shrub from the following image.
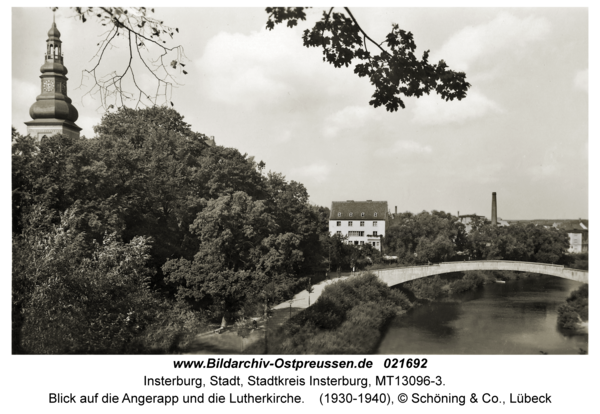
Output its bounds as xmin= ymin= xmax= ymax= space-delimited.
xmin=448 ymin=273 xmax=484 ymax=294
xmin=557 ymin=304 xmax=582 ymax=329
xmin=128 ymin=301 xmax=210 ymax=354
xmin=403 ymin=275 xmax=447 ymax=300
xmin=556 ymin=284 xmax=588 ymax=329
xmin=14 ymin=207 xmax=210 ymax=354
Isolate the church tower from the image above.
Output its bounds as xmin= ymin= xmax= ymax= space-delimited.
xmin=25 ymin=15 xmax=81 ymax=140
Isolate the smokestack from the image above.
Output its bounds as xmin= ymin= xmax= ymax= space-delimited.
xmin=395 ymin=206 xmax=397 ymax=214
xmin=491 ymin=192 xmax=497 ymax=226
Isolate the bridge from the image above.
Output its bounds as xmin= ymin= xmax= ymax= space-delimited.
xmin=371 ymin=260 xmax=588 ymax=287
xmin=274 ymin=260 xmax=588 ymax=310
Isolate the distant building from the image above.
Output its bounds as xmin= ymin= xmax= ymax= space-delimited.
xmin=329 ymin=200 xmax=387 ymax=251
xmin=25 ymin=16 xmax=81 ymax=140
xmin=457 ymin=214 xmax=486 ymax=233
xmin=507 ymin=219 xmax=589 ymax=254
xmin=204 ymin=135 xmax=216 ymax=147
xmin=556 ymin=221 xmax=589 ymax=253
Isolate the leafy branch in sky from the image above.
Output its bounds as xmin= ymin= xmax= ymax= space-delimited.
xmin=69 ymin=7 xmax=187 ymax=110
xmin=63 ymin=7 xmax=468 ymax=113
xmin=266 ymin=7 xmax=471 ymax=112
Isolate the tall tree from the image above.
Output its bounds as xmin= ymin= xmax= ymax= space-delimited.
xmin=163 ymin=191 xmax=303 ymax=320
xmin=385 ymin=210 xmax=467 ymax=264
xmin=13 ymin=206 xmax=160 ymax=354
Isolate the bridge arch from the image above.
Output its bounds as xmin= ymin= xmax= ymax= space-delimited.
xmin=370 ymin=260 xmax=588 ymax=287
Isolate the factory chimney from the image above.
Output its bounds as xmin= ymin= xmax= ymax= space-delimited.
xmin=395 ymin=206 xmax=397 ymax=214
xmin=491 ymin=192 xmax=497 ymax=226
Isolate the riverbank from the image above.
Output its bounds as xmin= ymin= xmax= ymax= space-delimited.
xmin=184 ymin=271 xmax=493 ymax=354
xmin=184 ymin=271 xmax=587 ymax=354
xmin=264 ymin=273 xmax=411 ymax=354
xmin=378 ymin=274 xmax=588 ymax=355
xmin=184 ymin=272 xmax=409 ymax=354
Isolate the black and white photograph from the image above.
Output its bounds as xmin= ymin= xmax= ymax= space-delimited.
xmin=7 ymin=3 xmax=596 ymax=411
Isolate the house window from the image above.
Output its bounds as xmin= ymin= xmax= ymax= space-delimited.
xmin=374 ymin=212 xmax=378 ymax=217
xmin=336 ymin=231 xmax=341 ymax=235
xmin=373 ymin=221 xmax=378 ymax=227
xmin=348 ymin=221 xmax=353 ymax=227
xmin=361 ymin=212 xmax=365 ymax=217
xmin=337 ymin=212 xmax=341 ymax=217
xmin=349 ymin=212 xmax=353 ymax=217
xmin=360 ymin=221 xmax=365 ymax=226
xmin=336 ymin=221 xmax=341 ymax=226
xmin=373 ymin=231 xmax=378 ymax=236
xmin=348 ymin=231 xmax=364 ymax=237
xmin=354 ymin=241 xmax=359 ymax=245
xmin=360 ymin=241 xmax=364 ymax=245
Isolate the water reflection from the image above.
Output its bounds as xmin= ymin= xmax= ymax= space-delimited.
xmin=378 ymin=275 xmax=587 ymax=355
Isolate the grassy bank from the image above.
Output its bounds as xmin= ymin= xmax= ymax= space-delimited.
xmin=266 ymin=273 xmax=411 ymax=354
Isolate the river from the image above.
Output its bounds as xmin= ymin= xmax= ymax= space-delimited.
xmin=377 ymin=274 xmax=588 ymax=355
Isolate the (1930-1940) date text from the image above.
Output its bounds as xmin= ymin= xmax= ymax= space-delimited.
xmin=320 ymin=393 xmax=391 ymax=405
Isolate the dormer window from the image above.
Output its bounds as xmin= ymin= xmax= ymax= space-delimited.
xmin=374 ymin=212 xmax=378 ymax=217
xmin=337 ymin=212 xmax=341 ymax=217
xmin=349 ymin=212 xmax=353 ymax=217
xmin=361 ymin=212 xmax=365 ymax=217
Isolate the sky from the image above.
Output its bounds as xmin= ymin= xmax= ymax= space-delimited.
xmin=11 ymin=6 xmax=591 ymax=220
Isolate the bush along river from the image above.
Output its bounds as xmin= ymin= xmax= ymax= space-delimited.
xmin=377 ymin=274 xmax=588 ymax=355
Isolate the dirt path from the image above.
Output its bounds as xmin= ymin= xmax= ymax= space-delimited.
xmin=184 ymin=275 xmax=351 ymax=354
xmin=184 ymin=308 xmax=301 ymax=355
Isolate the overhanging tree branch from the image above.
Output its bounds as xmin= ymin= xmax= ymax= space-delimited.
xmin=68 ymin=7 xmax=188 ymax=111
xmin=343 ymin=7 xmax=390 ymax=58
xmin=266 ymin=7 xmax=471 ymax=112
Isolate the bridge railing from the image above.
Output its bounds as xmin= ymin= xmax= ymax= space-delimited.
xmin=368 ymin=260 xmax=585 ymax=273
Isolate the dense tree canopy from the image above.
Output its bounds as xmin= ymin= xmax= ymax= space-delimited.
xmin=12 ymin=106 xmax=334 ymax=351
xmin=13 ymin=205 xmax=160 ymax=353
xmin=384 ymin=210 xmax=571 ymax=265
xmin=12 ymin=106 xmax=575 ymax=354
xmin=468 ymin=222 xmax=569 ymax=264
xmin=384 ymin=210 xmax=468 ymax=264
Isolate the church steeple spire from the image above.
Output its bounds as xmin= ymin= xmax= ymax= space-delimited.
xmin=25 ymin=14 xmax=81 ymax=140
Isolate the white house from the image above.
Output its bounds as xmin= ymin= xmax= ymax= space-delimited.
xmin=329 ymin=200 xmax=387 ymax=251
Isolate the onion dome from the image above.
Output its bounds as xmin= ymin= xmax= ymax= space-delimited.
xmin=29 ymin=96 xmax=79 ymax=123
xmin=47 ymin=21 xmax=61 ymax=39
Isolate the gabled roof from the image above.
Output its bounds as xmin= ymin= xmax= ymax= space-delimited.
xmin=557 ymin=220 xmax=589 ymax=233
xmin=507 ymin=219 xmax=588 ymax=232
xmin=329 ymin=200 xmax=387 ymax=220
